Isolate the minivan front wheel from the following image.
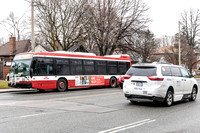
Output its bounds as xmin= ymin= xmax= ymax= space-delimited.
xmin=164 ymin=91 xmax=173 ymax=107
xmin=189 ymin=87 xmax=197 ymax=101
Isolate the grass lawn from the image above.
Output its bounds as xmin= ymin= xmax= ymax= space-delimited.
xmin=0 ymin=81 xmax=11 ymax=89
xmin=194 ymin=75 xmax=200 ymax=78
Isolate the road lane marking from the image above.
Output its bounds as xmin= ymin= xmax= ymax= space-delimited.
xmin=19 ymin=111 xmax=63 ymax=118
xmin=99 ymin=119 xmax=156 ymax=133
xmin=49 ymin=92 xmax=122 ymax=100
xmin=20 ymin=113 xmax=46 ymax=118
xmin=110 ymin=119 xmax=156 ymax=133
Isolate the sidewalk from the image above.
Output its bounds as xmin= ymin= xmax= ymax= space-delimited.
xmin=0 ymin=88 xmax=35 ymax=93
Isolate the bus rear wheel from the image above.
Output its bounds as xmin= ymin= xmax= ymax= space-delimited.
xmin=57 ymin=79 xmax=67 ymax=92
xmin=110 ymin=77 xmax=117 ymax=88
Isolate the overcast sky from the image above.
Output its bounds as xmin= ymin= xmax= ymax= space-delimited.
xmin=146 ymin=0 xmax=200 ymax=37
xmin=0 ymin=0 xmax=200 ymax=42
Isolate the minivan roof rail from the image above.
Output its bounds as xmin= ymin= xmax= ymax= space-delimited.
xmin=152 ymin=62 xmax=172 ymax=65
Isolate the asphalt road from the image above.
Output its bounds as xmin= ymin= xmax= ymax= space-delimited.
xmin=0 ymin=83 xmax=200 ymax=133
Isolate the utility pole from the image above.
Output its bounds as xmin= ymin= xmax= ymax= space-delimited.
xmin=178 ymin=21 xmax=181 ymax=65
xmin=31 ymin=0 xmax=35 ymax=52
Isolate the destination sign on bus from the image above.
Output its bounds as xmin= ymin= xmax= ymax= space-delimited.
xmin=13 ymin=54 xmax=33 ymax=60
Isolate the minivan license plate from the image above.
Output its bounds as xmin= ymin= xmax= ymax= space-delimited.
xmin=136 ymin=82 xmax=143 ymax=87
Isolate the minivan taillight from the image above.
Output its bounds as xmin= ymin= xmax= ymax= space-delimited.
xmin=148 ymin=75 xmax=164 ymax=81
xmin=120 ymin=74 xmax=132 ymax=81
xmin=124 ymin=74 xmax=132 ymax=79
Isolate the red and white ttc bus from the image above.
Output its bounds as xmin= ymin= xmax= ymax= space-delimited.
xmin=8 ymin=51 xmax=131 ymax=92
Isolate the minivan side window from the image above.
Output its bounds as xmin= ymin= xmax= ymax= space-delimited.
xmin=161 ymin=66 xmax=172 ymax=76
xmin=171 ymin=67 xmax=182 ymax=77
xmin=180 ymin=68 xmax=189 ymax=78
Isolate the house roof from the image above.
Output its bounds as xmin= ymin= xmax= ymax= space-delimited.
xmin=36 ymin=44 xmax=54 ymax=52
xmin=68 ymin=44 xmax=88 ymax=52
xmin=0 ymin=40 xmax=31 ymax=56
xmin=154 ymin=44 xmax=198 ymax=55
xmin=154 ymin=45 xmax=173 ymax=54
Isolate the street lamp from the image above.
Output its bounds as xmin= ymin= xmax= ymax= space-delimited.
xmin=178 ymin=21 xmax=181 ymax=66
xmin=31 ymin=0 xmax=35 ymax=52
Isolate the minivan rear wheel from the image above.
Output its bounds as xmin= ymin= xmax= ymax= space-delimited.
xmin=164 ymin=91 xmax=173 ymax=107
xmin=130 ymin=100 xmax=138 ymax=104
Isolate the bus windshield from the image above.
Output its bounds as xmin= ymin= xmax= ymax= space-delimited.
xmin=10 ymin=59 xmax=32 ymax=76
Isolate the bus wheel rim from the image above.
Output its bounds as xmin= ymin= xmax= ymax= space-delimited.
xmin=112 ymin=79 xmax=115 ymax=86
xmin=59 ymin=82 xmax=65 ymax=89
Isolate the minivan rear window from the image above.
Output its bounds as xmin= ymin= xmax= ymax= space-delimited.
xmin=126 ymin=66 xmax=157 ymax=76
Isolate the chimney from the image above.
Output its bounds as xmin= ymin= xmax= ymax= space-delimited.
xmin=55 ymin=40 xmax=60 ymax=51
xmin=9 ymin=35 xmax=16 ymax=55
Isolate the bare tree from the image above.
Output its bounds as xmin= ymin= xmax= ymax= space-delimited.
xmin=126 ymin=30 xmax=158 ymax=62
xmin=0 ymin=12 xmax=28 ymax=41
xmin=181 ymin=9 xmax=200 ymax=72
xmin=163 ymin=43 xmax=191 ymax=65
xmin=157 ymin=35 xmax=176 ymax=47
xmin=0 ymin=37 xmax=5 ymax=45
xmin=35 ymin=0 xmax=87 ymax=51
xmin=83 ymin=0 xmax=149 ymax=55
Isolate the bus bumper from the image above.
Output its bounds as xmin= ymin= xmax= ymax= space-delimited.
xmin=8 ymin=83 xmax=32 ymax=88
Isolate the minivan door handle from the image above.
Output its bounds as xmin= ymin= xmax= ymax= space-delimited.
xmin=182 ymin=79 xmax=186 ymax=81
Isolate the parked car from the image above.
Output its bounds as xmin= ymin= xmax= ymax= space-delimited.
xmin=123 ymin=63 xmax=198 ymax=106
xmin=6 ymin=73 xmax=9 ymax=81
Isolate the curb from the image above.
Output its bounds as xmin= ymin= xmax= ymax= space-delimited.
xmin=0 ymin=88 xmax=36 ymax=93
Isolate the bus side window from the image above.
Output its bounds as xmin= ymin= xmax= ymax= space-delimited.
xmin=70 ymin=59 xmax=83 ymax=75
xmin=84 ymin=60 xmax=95 ymax=75
xmin=37 ymin=58 xmax=54 ymax=75
xmin=96 ymin=61 xmax=106 ymax=75
xmin=56 ymin=59 xmax=70 ymax=75
xmin=118 ymin=62 xmax=127 ymax=75
xmin=47 ymin=64 xmax=53 ymax=75
xmin=107 ymin=61 xmax=117 ymax=75
xmin=126 ymin=62 xmax=131 ymax=70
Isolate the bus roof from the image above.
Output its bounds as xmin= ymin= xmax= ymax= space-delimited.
xmin=21 ymin=51 xmax=131 ymax=61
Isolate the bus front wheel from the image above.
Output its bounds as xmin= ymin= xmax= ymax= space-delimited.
xmin=57 ymin=79 xmax=67 ymax=92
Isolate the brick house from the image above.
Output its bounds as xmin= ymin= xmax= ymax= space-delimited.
xmin=0 ymin=35 xmax=32 ymax=80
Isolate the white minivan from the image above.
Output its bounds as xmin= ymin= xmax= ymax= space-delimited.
xmin=123 ymin=63 xmax=198 ymax=106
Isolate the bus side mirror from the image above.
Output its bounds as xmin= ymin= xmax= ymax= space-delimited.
xmin=30 ymin=68 xmax=33 ymax=78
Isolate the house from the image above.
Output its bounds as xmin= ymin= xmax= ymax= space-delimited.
xmin=0 ymin=35 xmax=32 ymax=79
xmin=152 ymin=44 xmax=200 ymax=70
xmin=68 ymin=44 xmax=88 ymax=52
